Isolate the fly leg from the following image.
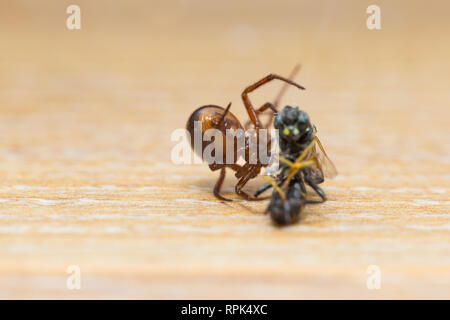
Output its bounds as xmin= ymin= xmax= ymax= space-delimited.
xmin=304 ymin=175 xmax=327 ymax=203
xmin=254 ymin=176 xmax=288 ymax=198
xmin=254 ymin=167 xmax=288 ymax=197
xmin=254 ymin=182 xmax=273 ymax=198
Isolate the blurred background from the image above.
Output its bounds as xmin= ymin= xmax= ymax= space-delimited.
xmin=1 ymin=0 xmax=449 ymax=164
xmin=0 ymin=0 xmax=449 ymax=299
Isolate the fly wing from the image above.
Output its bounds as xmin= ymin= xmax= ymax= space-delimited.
xmin=312 ymin=136 xmax=337 ymax=179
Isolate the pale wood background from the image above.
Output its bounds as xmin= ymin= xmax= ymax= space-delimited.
xmin=0 ymin=0 xmax=449 ymax=299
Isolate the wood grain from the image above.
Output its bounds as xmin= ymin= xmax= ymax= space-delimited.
xmin=0 ymin=0 xmax=449 ymax=299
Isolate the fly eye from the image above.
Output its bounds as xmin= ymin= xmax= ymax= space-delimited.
xmin=283 ymin=127 xmax=290 ymax=135
xmin=293 ymin=128 xmax=299 ymax=135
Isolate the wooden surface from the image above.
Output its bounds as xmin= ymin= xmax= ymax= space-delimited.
xmin=0 ymin=0 xmax=449 ymax=299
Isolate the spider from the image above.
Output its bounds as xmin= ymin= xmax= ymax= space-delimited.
xmin=186 ymin=66 xmax=306 ymax=201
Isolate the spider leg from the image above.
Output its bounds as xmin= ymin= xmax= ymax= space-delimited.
xmin=241 ymin=73 xmax=305 ymax=129
xmin=266 ymin=64 xmax=301 ymax=126
xmin=244 ymin=102 xmax=278 ymax=130
xmin=235 ymin=175 xmax=255 ymax=200
xmin=243 ymin=65 xmax=302 ymax=130
xmin=211 ymin=164 xmax=243 ymax=201
xmin=257 ymin=102 xmax=278 ymax=113
xmin=235 ymin=165 xmax=267 ymax=201
xmin=213 ymin=168 xmax=232 ymax=201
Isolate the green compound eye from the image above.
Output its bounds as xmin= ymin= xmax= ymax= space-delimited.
xmin=283 ymin=127 xmax=290 ymax=135
xmin=293 ymin=128 xmax=299 ymax=135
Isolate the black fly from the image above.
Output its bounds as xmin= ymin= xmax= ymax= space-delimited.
xmin=255 ymin=106 xmax=337 ymax=225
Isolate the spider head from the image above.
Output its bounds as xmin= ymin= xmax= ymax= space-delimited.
xmin=274 ymin=105 xmax=313 ymax=142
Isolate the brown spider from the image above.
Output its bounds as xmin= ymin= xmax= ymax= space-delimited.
xmin=186 ymin=66 xmax=304 ymax=201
